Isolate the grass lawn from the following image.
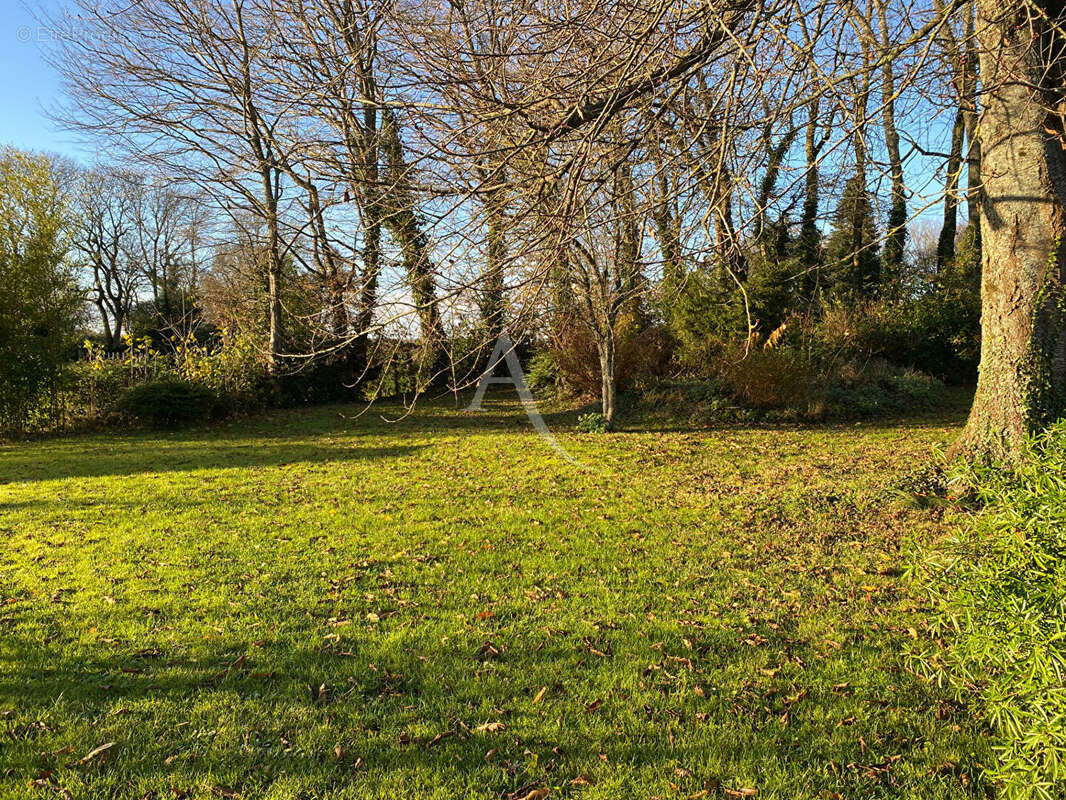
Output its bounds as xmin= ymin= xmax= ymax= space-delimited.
xmin=0 ymin=396 xmax=986 ymax=799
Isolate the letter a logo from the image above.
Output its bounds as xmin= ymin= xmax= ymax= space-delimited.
xmin=465 ymin=333 xmax=579 ymax=465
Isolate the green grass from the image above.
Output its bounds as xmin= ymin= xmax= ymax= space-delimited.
xmin=0 ymin=396 xmax=986 ymax=799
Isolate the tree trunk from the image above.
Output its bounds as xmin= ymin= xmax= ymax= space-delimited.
xmin=352 ymin=202 xmax=382 ymax=380
xmin=381 ymin=106 xmax=444 ymax=381
xmin=96 ymin=299 xmax=114 ymax=350
xmin=653 ymin=165 xmax=684 ymax=289
xmin=262 ymin=166 xmax=283 ymax=376
xmin=849 ymin=41 xmax=875 ymax=295
xmin=956 ymin=0 xmax=1066 ymax=461
xmin=799 ymin=96 xmax=822 ymax=301
xmin=938 ymin=108 xmax=966 ymax=271
xmin=938 ymin=0 xmax=980 ymax=272
xmin=713 ymin=174 xmax=746 ymax=282
xmin=878 ymin=0 xmax=907 ymax=281
xmin=963 ymin=0 xmax=982 ymax=257
xmin=265 ymin=257 xmax=283 ymax=374
xmin=111 ymin=310 xmax=125 ymax=350
xmin=328 ymin=284 xmax=349 ymax=338
xmin=597 ymin=331 xmax=616 ymax=429
xmin=754 ymin=127 xmax=797 ymax=252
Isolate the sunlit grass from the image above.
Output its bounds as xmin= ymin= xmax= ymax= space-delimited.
xmin=0 ymin=396 xmax=986 ymax=798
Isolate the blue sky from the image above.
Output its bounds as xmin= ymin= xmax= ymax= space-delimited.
xmin=1 ymin=0 xmax=954 ymax=230
xmin=1 ymin=1 xmax=93 ymax=160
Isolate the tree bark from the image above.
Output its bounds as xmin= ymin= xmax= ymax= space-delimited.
xmin=652 ymin=161 xmax=684 ymax=289
xmin=598 ymin=333 xmax=616 ymax=428
xmin=963 ymin=0 xmax=982 ymax=257
xmin=260 ymin=163 xmax=284 ymax=375
xmin=111 ymin=310 xmax=125 ymax=350
xmin=754 ymin=126 xmax=798 ymax=258
xmin=234 ymin=1 xmax=284 ymax=375
xmin=96 ymin=300 xmax=115 ymax=349
xmin=936 ymin=0 xmax=977 ymax=272
xmin=877 ymin=0 xmax=907 ymax=280
xmin=799 ymin=95 xmax=823 ymax=300
xmin=352 ymin=200 xmax=382 ymax=376
xmin=938 ymin=108 xmax=966 ymax=270
xmin=849 ymin=36 xmax=876 ymax=295
xmin=956 ymin=0 xmax=1066 ymax=461
xmin=380 ymin=106 xmax=444 ymax=380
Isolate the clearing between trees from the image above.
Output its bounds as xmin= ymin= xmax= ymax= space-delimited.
xmin=0 ymin=399 xmax=985 ymax=799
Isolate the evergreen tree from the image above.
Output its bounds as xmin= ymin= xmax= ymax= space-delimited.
xmin=823 ymin=173 xmax=881 ymax=298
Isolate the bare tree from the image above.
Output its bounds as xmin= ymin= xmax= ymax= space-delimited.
xmin=71 ymin=167 xmax=141 ymax=349
xmin=130 ymin=177 xmax=206 ymax=336
xmin=43 ymin=0 xmax=1066 ymax=459
xmin=46 ymin=0 xmax=301 ymax=372
xmin=545 ymin=150 xmax=647 ymax=426
xmin=873 ymin=0 xmax=908 ymax=279
xmin=933 ymin=0 xmax=972 ymax=270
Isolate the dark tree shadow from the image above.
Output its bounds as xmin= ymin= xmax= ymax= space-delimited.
xmin=0 ymin=613 xmax=985 ymax=799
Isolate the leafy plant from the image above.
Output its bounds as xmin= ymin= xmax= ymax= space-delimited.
xmin=526 ymin=350 xmax=561 ymax=395
xmin=575 ymin=411 xmax=609 ymax=433
xmin=0 ymin=148 xmax=83 ymax=434
xmin=913 ymin=422 xmax=1066 ymax=799
xmin=817 ymin=363 xmax=947 ymax=419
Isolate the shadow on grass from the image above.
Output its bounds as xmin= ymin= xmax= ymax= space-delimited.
xmin=0 ymin=386 xmax=970 ymax=487
xmin=0 ymin=440 xmax=427 ymax=485
xmin=0 ymin=393 xmax=584 ymax=485
xmin=0 ymin=612 xmax=984 ymax=798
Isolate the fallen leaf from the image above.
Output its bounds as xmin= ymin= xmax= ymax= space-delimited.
xmin=79 ymin=742 xmax=116 ymax=765
xmin=426 ymin=730 xmax=454 ymax=746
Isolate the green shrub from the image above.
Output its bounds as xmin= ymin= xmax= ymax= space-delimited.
xmin=575 ymin=412 xmax=608 ymax=433
xmin=816 ymin=362 xmax=948 ymax=419
xmin=663 ymin=270 xmax=743 ymax=374
xmin=913 ymin=423 xmax=1066 ymax=799
xmin=526 ymin=351 xmax=561 ymax=395
xmin=810 ymin=288 xmax=979 ymax=385
xmin=116 ymin=379 xmax=224 ymax=427
xmin=54 ymin=331 xmax=271 ymax=429
xmin=636 ymin=379 xmax=742 ymax=426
